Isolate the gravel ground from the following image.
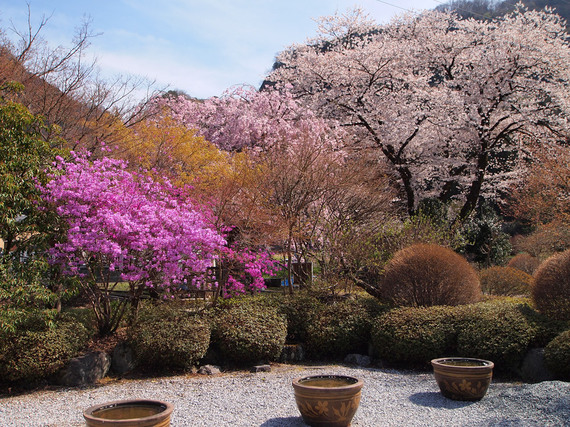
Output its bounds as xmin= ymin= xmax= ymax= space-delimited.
xmin=0 ymin=364 xmax=568 ymax=426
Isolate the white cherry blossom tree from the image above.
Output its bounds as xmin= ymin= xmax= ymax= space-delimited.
xmin=267 ymin=5 xmax=570 ymax=220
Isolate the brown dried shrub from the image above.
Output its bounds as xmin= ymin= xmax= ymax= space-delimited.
xmin=512 ymin=225 xmax=570 ymax=259
xmin=379 ymin=243 xmax=481 ymax=307
xmin=507 ymin=253 xmax=541 ymax=275
xmin=531 ymin=249 xmax=570 ymax=321
xmin=480 ymin=266 xmax=532 ymax=296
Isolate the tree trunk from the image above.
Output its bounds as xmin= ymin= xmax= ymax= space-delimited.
xmin=351 ymin=275 xmax=383 ymax=299
xmin=286 ymin=226 xmax=294 ymax=295
xmin=458 ymin=149 xmax=489 ymax=222
xmin=397 ymin=165 xmax=416 ymax=217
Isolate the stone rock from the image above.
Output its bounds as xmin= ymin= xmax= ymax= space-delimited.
xmin=344 ymin=353 xmax=372 ymax=367
xmin=201 ymin=346 xmax=220 ymax=365
xmin=252 ymin=364 xmax=271 ymax=373
xmin=519 ymin=348 xmax=555 ymax=383
xmin=57 ymin=351 xmax=111 ymax=386
xmin=111 ymin=342 xmax=135 ymax=375
xmin=280 ymin=344 xmax=305 ymax=363
xmin=198 ymin=364 xmax=221 ymax=375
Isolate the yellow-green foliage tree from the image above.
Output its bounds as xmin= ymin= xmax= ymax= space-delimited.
xmin=115 ymin=111 xmax=275 ymax=245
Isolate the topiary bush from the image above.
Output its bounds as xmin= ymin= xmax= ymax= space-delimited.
xmin=455 ymin=302 xmax=536 ymax=372
xmin=544 ymin=330 xmax=570 ymax=380
xmin=371 ymin=305 xmax=458 ymax=367
xmin=211 ymin=300 xmax=287 ymax=365
xmin=507 ymin=253 xmax=541 ymax=275
xmin=531 ymin=249 xmax=570 ymax=321
xmin=274 ymin=291 xmax=323 ymax=343
xmin=479 ymin=266 xmax=532 ymax=296
xmin=304 ymin=298 xmax=375 ymax=360
xmin=379 ymin=243 xmax=481 ymax=307
xmin=0 ymin=310 xmax=90 ymax=383
xmin=129 ymin=303 xmax=211 ymax=372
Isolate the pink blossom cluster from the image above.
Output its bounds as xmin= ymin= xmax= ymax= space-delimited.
xmin=150 ymin=86 xmax=345 ymax=153
xmin=40 ymin=153 xmax=271 ymax=295
xmin=221 ymin=245 xmax=277 ymax=297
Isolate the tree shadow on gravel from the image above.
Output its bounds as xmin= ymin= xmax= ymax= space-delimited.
xmin=260 ymin=416 xmax=307 ymax=426
xmin=409 ymin=392 xmax=477 ymax=409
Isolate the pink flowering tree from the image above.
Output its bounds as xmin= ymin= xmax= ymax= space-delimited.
xmin=267 ymin=7 xmax=570 ymax=221
xmin=150 ymin=85 xmax=345 ymax=153
xmin=40 ymin=153 xmax=272 ymax=335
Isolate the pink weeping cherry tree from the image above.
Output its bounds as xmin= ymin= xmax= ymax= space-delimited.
xmin=150 ymin=86 xmax=349 ymax=293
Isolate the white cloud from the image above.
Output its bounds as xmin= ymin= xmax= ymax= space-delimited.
xmin=95 ymin=50 xmax=254 ymax=99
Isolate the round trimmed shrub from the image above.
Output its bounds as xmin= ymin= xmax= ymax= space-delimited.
xmin=305 ymin=299 xmax=374 ymax=360
xmin=532 ymin=249 xmax=570 ymax=321
xmin=212 ymin=302 xmax=287 ymax=365
xmin=371 ymin=306 xmax=457 ymax=366
xmin=544 ymin=330 xmax=570 ymax=380
xmin=380 ymin=243 xmax=481 ymax=307
xmin=480 ymin=266 xmax=532 ymax=296
xmin=129 ymin=304 xmax=211 ymax=371
xmin=275 ymin=291 xmax=323 ymax=343
xmin=455 ymin=302 xmax=536 ymax=372
xmin=507 ymin=253 xmax=541 ymax=275
xmin=0 ymin=315 xmax=90 ymax=383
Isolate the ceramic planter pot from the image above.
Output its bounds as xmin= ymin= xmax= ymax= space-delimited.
xmin=83 ymin=399 xmax=173 ymax=427
xmin=431 ymin=357 xmax=494 ymax=401
xmin=292 ymin=374 xmax=363 ymax=427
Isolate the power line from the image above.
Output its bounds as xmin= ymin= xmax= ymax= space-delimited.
xmin=372 ymin=0 xmax=420 ymax=14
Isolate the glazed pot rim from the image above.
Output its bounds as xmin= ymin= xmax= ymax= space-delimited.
xmin=431 ymin=357 xmax=494 ymax=368
xmin=293 ymin=374 xmax=364 ymax=389
xmin=83 ymin=399 xmax=174 ymax=423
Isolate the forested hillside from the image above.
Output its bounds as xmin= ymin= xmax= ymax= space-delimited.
xmin=436 ymin=0 xmax=570 ymax=28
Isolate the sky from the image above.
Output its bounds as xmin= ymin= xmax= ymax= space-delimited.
xmin=0 ymin=0 xmax=442 ymax=99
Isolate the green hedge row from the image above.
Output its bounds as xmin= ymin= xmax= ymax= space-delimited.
xmin=210 ymin=296 xmax=287 ymax=366
xmin=2 ymin=294 xmax=569 ymax=384
xmin=371 ymin=299 xmax=566 ymax=373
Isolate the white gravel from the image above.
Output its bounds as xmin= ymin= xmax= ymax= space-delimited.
xmin=0 ymin=364 xmax=568 ymax=426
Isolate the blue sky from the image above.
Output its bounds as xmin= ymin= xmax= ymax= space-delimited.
xmin=0 ymin=0 xmax=441 ymax=99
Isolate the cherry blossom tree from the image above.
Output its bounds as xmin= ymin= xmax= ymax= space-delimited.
xmin=40 ymin=153 xmax=273 ymax=335
xmin=151 ymin=85 xmax=344 ymax=153
xmin=266 ymin=6 xmax=570 ymax=221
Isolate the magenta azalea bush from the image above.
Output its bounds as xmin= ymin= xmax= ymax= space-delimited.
xmin=40 ymin=153 xmax=273 ymax=334
xmin=221 ymin=245 xmax=277 ymax=297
